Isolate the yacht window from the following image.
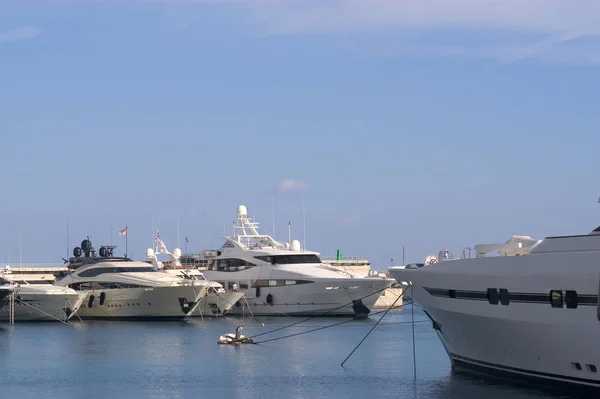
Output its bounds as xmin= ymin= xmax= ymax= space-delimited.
xmin=77 ymin=266 xmax=156 ymax=277
xmin=550 ymin=290 xmax=563 ymax=308
xmin=565 ymin=290 xmax=578 ymax=309
xmin=0 ymin=277 xmax=10 ymax=285
xmin=285 ymin=280 xmax=297 ymax=285
xmin=254 ymin=256 xmax=274 ymax=264
xmin=255 ymin=255 xmax=321 ymax=264
xmin=268 ymin=280 xmax=277 ymax=286
xmin=277 ymin=255 xmax=321 ymax=264
xmin=240 ymin=282 xmax=249 ymax=289
xmin=487 ymin=288 xmax=499 ymax=305
xmin=216 ymin=258 xmax=256 ymax=272
xmin=499 ymin=289 xmax=509 ymax=305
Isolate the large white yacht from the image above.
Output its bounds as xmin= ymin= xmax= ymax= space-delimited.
xmin=146 ymin=234 xmax=245 ymax=317
xmin=389 ymin=229 xmax=600 ymax=392
xmin=54 ymin=238 xmax=207 ymax=320
xmin=0 ymin=267 xmax=86 ymax=322
xmin=183 ymin=205 xmax=395 ymax=318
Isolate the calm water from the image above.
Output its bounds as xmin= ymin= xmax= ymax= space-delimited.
xmin=0 ymin=308 xmax=577 ymax=399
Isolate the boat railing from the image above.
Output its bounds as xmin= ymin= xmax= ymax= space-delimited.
xmin=321 ymin=256 xmax=370 ymax=262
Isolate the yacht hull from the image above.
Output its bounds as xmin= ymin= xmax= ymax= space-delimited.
xmin=220 ymin=279 xmax=394 ymax=317
xmin=0 ymin=290 xmax=86 ymax=322
xmin=74 ymin=285 xmax=205 ymax=320
xmin=389 ymin=263 xmax=600 ymax=392
xmin=424 ymin=306 xmax=600 ymax=392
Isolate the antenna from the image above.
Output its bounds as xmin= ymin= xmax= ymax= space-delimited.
xmin=204 ymin=212 xmax=208 ymax=248
xmin=18 ymin=229 xmax=22 ymax=267
xmin=66 ymin=221 xmax=69 ymax=260
xmin=110 ymin=220 xmax=113 ymax=246
xmin=177 ymin=212 xmax=180 ymax=248
xmin=272 ymin=194 xmax=276 ymax=239
xmin=302 ymin=195 xmax=306 ymax=250
xmin=288 ymin=221 xmax=291 ymax=244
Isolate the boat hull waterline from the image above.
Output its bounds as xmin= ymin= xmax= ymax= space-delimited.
xmin=217 ymin=279 xmax=393 ymax=317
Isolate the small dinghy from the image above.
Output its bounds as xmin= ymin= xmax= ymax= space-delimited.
xmin=218 ymin=325 xmax=254 ymax=345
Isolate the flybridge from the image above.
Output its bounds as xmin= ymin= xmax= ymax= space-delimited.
xmin=228 ymin=205 xmax=304 ymax=252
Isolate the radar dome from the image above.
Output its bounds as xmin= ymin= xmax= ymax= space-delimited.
xmin=172 ymin=248 xmax=182 ymax=259
xmin=81 ymin=239 xmax=92 ymax=251
xmin=146 ymin=248 xmax=155 ymax=259
xmin=438 ymin=249 xmax=453 ymax=261
xmin=424 ymin=254 xmax=438 ymax=266
xmin=290 ymin=240 xmax=301 ymax=251
xmin=237 ymin=205 xmax=248 ymax=217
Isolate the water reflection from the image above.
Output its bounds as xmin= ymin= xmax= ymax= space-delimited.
xmin=0 ymin=310 xmax=588 ymax=399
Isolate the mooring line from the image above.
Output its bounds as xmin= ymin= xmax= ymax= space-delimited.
xmin=340 ymin=288 xmax=406 ymax=367
xmin=15 ymin=297 xmax=74 ymax=327
xmin=252 ymin=297 xmax=414 ymax=345
xmin=248 ymin=285 xmax=391 ymax=340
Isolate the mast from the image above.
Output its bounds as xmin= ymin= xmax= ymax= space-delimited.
xmin=302 ymin=195 xmax=306 ymax=250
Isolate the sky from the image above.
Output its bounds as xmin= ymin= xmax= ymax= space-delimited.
xmin=1 ymin=0 xmax=599 ymax=269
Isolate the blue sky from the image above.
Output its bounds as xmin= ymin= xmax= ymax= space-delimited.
xmin=1 ymin=0 xmax=599 ymax=268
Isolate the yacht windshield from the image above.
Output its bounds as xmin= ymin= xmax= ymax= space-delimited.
xmin=77 ymin=266 xmax=156 ymax=278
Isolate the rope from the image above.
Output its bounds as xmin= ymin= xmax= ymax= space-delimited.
xmin=247 ymin=284 xmax=391 ymax=340
xmin=340 ymin=288 xmax=406 ymax=366
xmin=252 ymin=297 xmax=413 ymax=345
xmin=66 ymin=297 xmax=84 ymax=324
xmin=14 ymin=297 xmax=74 ymax=326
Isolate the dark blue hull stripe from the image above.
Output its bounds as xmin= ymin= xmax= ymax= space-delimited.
xmin=449 ymin=352 xmax=600 ymax=388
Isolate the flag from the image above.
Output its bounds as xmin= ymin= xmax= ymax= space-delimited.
xmin=119 ymin=227 xmax=127 ymax=236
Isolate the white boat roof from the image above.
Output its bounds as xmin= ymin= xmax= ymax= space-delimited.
xmin=471 ymin=226 xmax=600 ymax=258
xmin=474 ymin=235 xmax=542 ymax=257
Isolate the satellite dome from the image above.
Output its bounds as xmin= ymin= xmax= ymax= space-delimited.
xmin=172 ymin=248 xmax=182 ymax=259
xmin=237 ymin=205 xmax=248 ymax=217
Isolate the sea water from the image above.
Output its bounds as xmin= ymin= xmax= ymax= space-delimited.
xmin=0 ymin=308 xmax=575 ymax=399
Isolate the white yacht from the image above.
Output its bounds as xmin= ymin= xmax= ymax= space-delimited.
xmin=146 ymin=235 xmax=245 ymax=317
xmin=54 ymin=238 xmax=207 ymax=320
xmin=389 ymin=229 xmax=600 ymax=392
xmin=0 ymin=266 xmax=87 ymax=322
xmin=184 ymin=205 xmax=395 ymax=318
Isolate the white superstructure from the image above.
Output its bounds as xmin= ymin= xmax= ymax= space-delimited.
xmin=389 ymin=227 xmax=600 ymax=391
xmin=147 ymin=234 xmax=245 ymax=317
xmin=54 ymin=238 xmax=206 ymax=320
xmin=185 ymin=205 xmax=394 ymax=318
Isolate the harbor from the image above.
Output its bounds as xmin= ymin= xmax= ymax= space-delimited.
xmin=3 ymin=0 xmax=597 ymax=397
xmin=0 ymin=204 xmax=598 ymax=398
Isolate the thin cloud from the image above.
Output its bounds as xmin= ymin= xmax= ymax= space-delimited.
xmin=0 ymin=26 xmax=42 ymax=44
xmin=253 ymin=0 xmax=600 ymax=36
xmin=248 ymin=0 xmax=600 ymax=64
xmin=276 ymin=179 xmax=307 ymax=193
